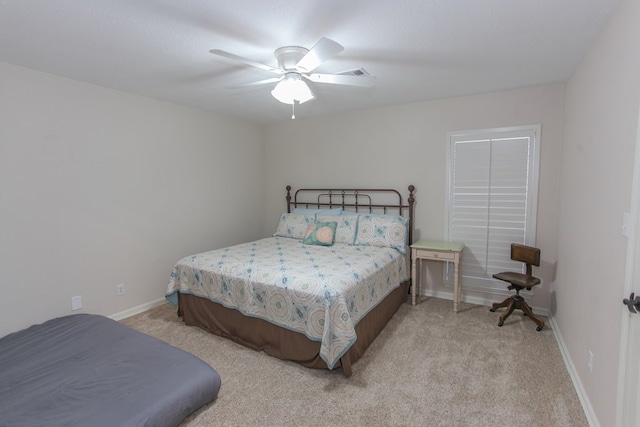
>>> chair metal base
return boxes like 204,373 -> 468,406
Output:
490,294 -> 545,331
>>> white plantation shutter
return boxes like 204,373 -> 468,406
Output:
446,126 -> 540,292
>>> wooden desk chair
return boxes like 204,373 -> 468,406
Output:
490,243 -> 544,331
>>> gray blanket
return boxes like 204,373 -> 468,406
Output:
0,313 -> 220,427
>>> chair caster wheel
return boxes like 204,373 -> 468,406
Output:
536,326 -> 543,332
489,308 -> 496,312
498,321 -> 503,327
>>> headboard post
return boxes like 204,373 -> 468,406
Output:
286,185 -> 292,213
408,185 -> 415,246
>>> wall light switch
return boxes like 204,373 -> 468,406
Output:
71,295 -> 83,311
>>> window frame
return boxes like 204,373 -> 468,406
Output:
444,124 -> 541,293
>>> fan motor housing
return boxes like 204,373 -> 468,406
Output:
274,46 -> 308,70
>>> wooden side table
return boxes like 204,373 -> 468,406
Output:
411,240 -> 465,312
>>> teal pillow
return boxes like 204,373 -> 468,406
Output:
303,221 -> 338,246
317,213 -> 358,245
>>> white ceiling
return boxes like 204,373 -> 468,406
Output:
0,0 -> 621,124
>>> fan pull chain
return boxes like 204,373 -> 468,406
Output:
291,102 -> 296,120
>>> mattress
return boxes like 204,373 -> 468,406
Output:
0,313 -> 221,427
166,236 -> 409,369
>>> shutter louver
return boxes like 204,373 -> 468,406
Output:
447,127 -> 540,292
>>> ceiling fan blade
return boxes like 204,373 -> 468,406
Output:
228,77 -> 283,89
305,73 -> 375,87
295,37 -> 344,73
209,49 -> 282,74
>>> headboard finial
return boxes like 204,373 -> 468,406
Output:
286,186 -> 292,213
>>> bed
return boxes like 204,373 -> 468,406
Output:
166,185 -> 415,377
0,313 -> 221,427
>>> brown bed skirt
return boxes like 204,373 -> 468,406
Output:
177,281 -> 409,378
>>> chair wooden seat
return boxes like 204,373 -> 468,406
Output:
492,272 -> 541,289
490,244 -> 544,331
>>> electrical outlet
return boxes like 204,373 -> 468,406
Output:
71,295 -> 83,311
588,350 -> 594,373
116,284 -> 125,296
622,212 -> 630,237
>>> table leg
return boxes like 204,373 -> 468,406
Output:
411,255 -> 417,306
453,258 -> 461,313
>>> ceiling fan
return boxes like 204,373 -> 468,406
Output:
209,37 -> 374,111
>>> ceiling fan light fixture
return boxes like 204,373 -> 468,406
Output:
271,73 -> 315,105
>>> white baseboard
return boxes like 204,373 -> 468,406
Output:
118,293 -> 596,426
548,315 -> 600,427
421,289 -> 550,317
422,290 -> 595,425
109,298 -> 169,321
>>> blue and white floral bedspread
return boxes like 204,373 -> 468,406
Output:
166,236 -> 409,369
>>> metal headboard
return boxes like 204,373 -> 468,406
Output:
286,185 -> 416,246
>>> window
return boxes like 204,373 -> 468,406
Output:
445,125 -> 540,292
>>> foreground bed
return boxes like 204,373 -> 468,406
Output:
0,314 -> 221,427
167,186 -> 415,377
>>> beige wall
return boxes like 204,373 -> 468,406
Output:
2,0 -> 638,423
263,84 -> 565,311
556,0 -> 640,424
0,62 -> 264,337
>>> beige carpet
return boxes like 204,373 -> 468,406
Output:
121,297 -> 588,427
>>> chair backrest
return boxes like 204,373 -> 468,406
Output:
511,244 -> 540,277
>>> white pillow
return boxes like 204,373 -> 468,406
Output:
273,213 -> 316,240
354,214 -> 409,254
